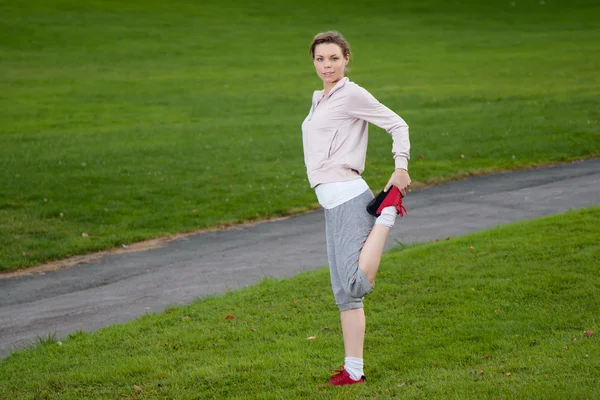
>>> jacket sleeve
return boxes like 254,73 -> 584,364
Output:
347,86 -> 410,170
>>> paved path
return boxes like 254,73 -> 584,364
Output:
1,159 -> 599,358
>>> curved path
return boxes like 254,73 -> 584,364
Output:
1,159 -> 599,358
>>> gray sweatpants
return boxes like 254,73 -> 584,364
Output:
325,189 -> 376,312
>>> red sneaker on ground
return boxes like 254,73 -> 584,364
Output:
366,185 -> 407,217
327,366 -> 366,386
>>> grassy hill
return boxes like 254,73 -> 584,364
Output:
1,0 -> 599,271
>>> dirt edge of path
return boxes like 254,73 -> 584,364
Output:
0,211 -> 316,279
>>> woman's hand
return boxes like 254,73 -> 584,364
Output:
384,168 -> 411,196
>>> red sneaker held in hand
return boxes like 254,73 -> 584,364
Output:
366,185 -> 407,217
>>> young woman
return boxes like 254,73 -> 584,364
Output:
302,31 -> 411,386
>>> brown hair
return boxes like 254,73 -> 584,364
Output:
309,31 -> 351,60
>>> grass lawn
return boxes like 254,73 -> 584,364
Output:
1,0 -> 600,271
0,206 -> 598,399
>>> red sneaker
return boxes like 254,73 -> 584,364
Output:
366,185 -> 407,217
327,366 -> 366,386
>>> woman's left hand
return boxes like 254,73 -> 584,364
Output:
384,168 -> 411,196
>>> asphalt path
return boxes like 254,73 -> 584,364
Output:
1,159 -> 599,358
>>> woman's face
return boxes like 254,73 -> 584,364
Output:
313,43 -> 348,86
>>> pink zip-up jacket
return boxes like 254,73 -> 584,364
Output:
301,77 -> 410,188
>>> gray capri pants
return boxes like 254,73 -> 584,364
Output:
325,189 -> 376,312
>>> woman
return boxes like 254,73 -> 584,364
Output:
302,31 -> 411,386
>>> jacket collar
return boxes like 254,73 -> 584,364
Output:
324,77 -> 348,98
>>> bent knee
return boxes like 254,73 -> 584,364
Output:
343,273 -> 373,298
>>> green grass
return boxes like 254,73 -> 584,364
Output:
1,0 -> 600,271
0,206 -> 599,399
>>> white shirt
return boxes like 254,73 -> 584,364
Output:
315,178 -> 370,209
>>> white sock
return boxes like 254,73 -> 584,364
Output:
344,357 -> 364,380
375,206 -> 398,228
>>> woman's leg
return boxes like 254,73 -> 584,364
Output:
326,191 -> 399,383
340,223 -> 392,361
357,224 -> 392,284
340,307 -> 365,358
324,192 -> 372,383
340,207 -> 396,367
